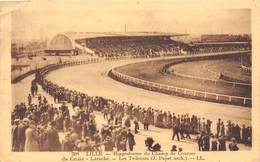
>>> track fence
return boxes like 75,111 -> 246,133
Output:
109,69 -> 251,106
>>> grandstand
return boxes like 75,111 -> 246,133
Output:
45,32 -> 188,57
186,42 -> 251,54
201,34 -> 251,42
76,36 -> 187,58
17,32 -> 250,59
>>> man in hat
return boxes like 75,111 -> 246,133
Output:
202,134 -> 210,151
134,118 -> 139,134
17,118 -> 29,151
104,136 -> 114,151
44,121 -> 61,151
218,135 -> 226,151
124,116 -> 131,128
93,130 -> 101,145
172,121 -> 180,141
216,118 -> 221,138
60,102 -> 69,117
143,113 -> 149,130
61,133 -> 73,151
211,134 -> 218,151
12,119 -> 20,151
78,137 -> 95,151
103,105 -> 109,120
28,94 -> 32,105
24,120 -> 40,151
229,137 -> 239,151
197,132 -> 204,151
127,129 -> 135,151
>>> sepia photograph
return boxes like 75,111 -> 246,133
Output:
0,0 -> 260,162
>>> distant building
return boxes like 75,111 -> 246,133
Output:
11,40 -> 47,58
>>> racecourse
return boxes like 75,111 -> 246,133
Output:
45,59 -> 251,127
12,58 -> 252,151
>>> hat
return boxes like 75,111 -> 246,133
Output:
29,120 -> 36,125
50,121 -> 56,126
14,119 -> 20,123
231,137 -> 236,142
85,137 -> 91,141
23,118 -> 30,122
106,136 -> 112,141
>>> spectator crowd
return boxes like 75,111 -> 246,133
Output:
80,36 -> 185,58
187,42 -> 250,54
78,36 -> 251,58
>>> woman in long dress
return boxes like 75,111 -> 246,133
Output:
24,121 -> 40,151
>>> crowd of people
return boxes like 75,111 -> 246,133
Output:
11,68 -> 252,152
83,36 -> 185,58
12,82 -> 138,151
10,34 -> 253,153
187,43 -> 251,54
81,36 -> 251,58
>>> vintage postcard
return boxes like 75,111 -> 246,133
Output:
0,0 -> 260,162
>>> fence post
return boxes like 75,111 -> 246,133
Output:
243,98 -> 246,105
229,96 -> 232,102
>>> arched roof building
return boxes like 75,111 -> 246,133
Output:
48,34 -> 74,51
46,33 -> 94,55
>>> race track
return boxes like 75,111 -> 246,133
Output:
46,59 -> 251,126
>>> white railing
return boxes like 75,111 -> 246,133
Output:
110,68 -> 251,106
172,71 -> 251,87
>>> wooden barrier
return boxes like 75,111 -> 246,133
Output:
109,67 -> 252,107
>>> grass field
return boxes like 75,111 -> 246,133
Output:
173,57 -> 251,83
115,57 -> 251,98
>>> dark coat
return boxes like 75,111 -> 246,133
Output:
127,132 -> 136,146
44,127 -> 61,151
12,125 -> 19,151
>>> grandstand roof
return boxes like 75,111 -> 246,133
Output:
65,32 -> 188,40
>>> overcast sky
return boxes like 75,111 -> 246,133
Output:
11,0 -> 251,41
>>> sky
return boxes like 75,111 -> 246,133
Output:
11,0 -> 251,41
